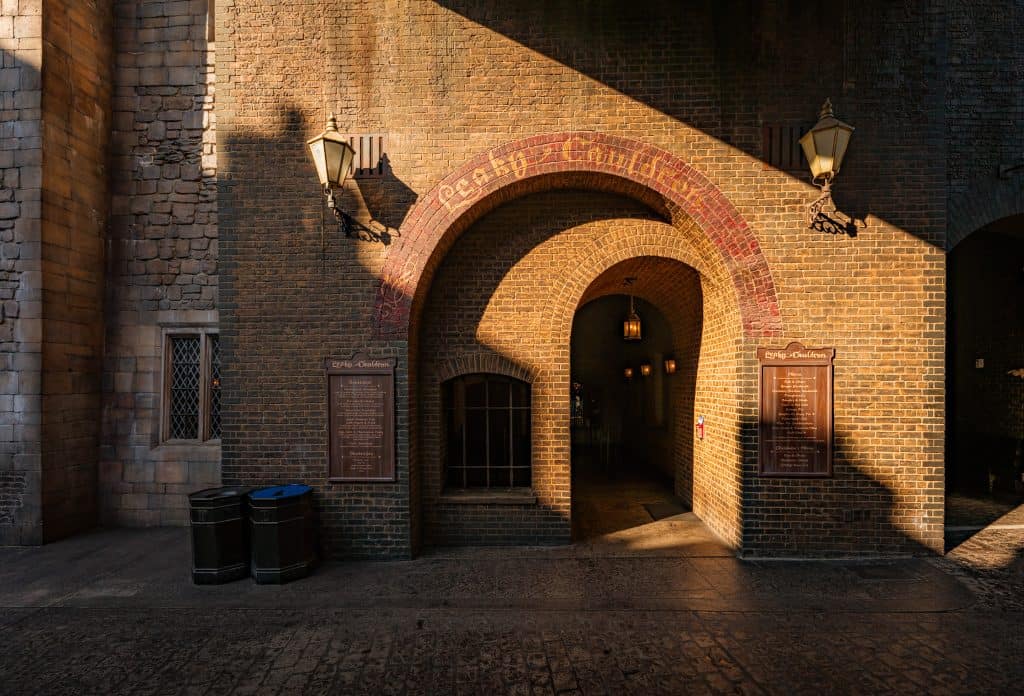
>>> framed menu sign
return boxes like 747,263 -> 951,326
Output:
757,342 -> 835,477
325,356 -> 396,482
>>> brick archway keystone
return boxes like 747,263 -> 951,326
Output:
374,132 -> 783,338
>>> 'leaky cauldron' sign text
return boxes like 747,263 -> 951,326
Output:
758,343 -> 835,477
326,357 -> 395,482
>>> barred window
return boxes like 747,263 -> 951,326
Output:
164,331 -> 221,442
444,374 -> 531,489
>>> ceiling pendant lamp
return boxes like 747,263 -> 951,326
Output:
623,294 -> 642,341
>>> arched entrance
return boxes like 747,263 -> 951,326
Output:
569,258 -> 702,540
391,133 -> 781,551
947,214 -> 1024,534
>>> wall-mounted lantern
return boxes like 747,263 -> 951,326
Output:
664,358 -> 676,375
623,295 -> 642,341
640,363 -> 652,377
799,99 -> 854,229
307,113 -> 357,235
623,367 -> 634,379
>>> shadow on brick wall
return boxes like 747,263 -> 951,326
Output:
738,415 -> 941,558
220,107 -> 424,559
434,0 -> 949,247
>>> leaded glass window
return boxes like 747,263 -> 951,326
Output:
169,336 -> 201,439
209,334 -> 221,439
164,331 -> 221,442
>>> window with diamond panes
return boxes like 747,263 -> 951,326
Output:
209,334 -> 221,439
164,332 -> 220,442
444,374 -> 531,489
169,336 -> 201,439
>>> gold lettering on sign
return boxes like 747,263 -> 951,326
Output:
758,343 -> 835,477
334,376 -> 387,476
326,358 -> 396,481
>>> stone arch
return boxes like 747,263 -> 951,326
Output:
947,182 -> 1024,251
374,132 -> 782,340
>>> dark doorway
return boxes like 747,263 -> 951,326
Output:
946,215 -> 1024,539
570,295 -> 684,539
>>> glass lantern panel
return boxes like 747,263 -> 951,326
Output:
308,139 -> 328,185
832,127 -> 853,171
324,139 -> 345,185
813,128 -> 837,174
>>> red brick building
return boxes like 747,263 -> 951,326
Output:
1,1 -> 1022,559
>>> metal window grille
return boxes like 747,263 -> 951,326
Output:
341,134 -> 388,178
762,124 -> 810,172
444,374 -> 531,489
169,336 -> 201,439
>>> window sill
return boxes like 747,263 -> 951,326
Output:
439,489 -> 537,505
158,438 -> 221,448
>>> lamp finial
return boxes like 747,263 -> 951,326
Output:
819,98 -> 834,120
326,112 -> 338,132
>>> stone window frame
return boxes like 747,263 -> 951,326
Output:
158,322 -> 220,446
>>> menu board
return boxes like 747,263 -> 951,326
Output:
326,357 -> 395,481
757,343 -> 834,477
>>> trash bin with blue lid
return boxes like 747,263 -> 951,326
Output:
188,486 -> 254,584
248,484 -> 316,584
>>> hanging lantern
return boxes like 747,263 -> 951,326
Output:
623,367 -> 634,379
623,295 -> 642,341
664,358 -> 677,375
307,113 -> 356,191
640,363 -> 652,377
798,99 -> 854,188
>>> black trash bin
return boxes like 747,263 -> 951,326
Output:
188,486 -> 254,584
248,484 -> 316,584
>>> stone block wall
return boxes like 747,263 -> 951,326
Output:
100,0 -> 218,526
38,0 -> 113,542
0,0 -> 41,544
2,0 -> 112,544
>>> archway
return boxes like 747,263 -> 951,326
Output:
569,257 -> 703,540
946,214 -> 1024,538
400,133 -> 780,551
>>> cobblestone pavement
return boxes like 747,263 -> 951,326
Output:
2,607 -> 1021,695
1,514 -> 1022,695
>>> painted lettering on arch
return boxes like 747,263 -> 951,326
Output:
437,134 -> 713,217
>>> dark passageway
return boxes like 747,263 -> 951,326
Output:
570,294 -> 689,540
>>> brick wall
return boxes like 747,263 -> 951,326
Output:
215,0 -> 952,558
946,0 -> 1024,247
418,193 -> 739,546
0,0 -> 42,544
100,0 -> 218,527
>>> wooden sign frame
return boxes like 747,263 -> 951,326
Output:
325,356 -> 396,482
757,342 -> 835,478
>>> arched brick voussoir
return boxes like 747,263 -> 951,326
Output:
374,131 -> 783,340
